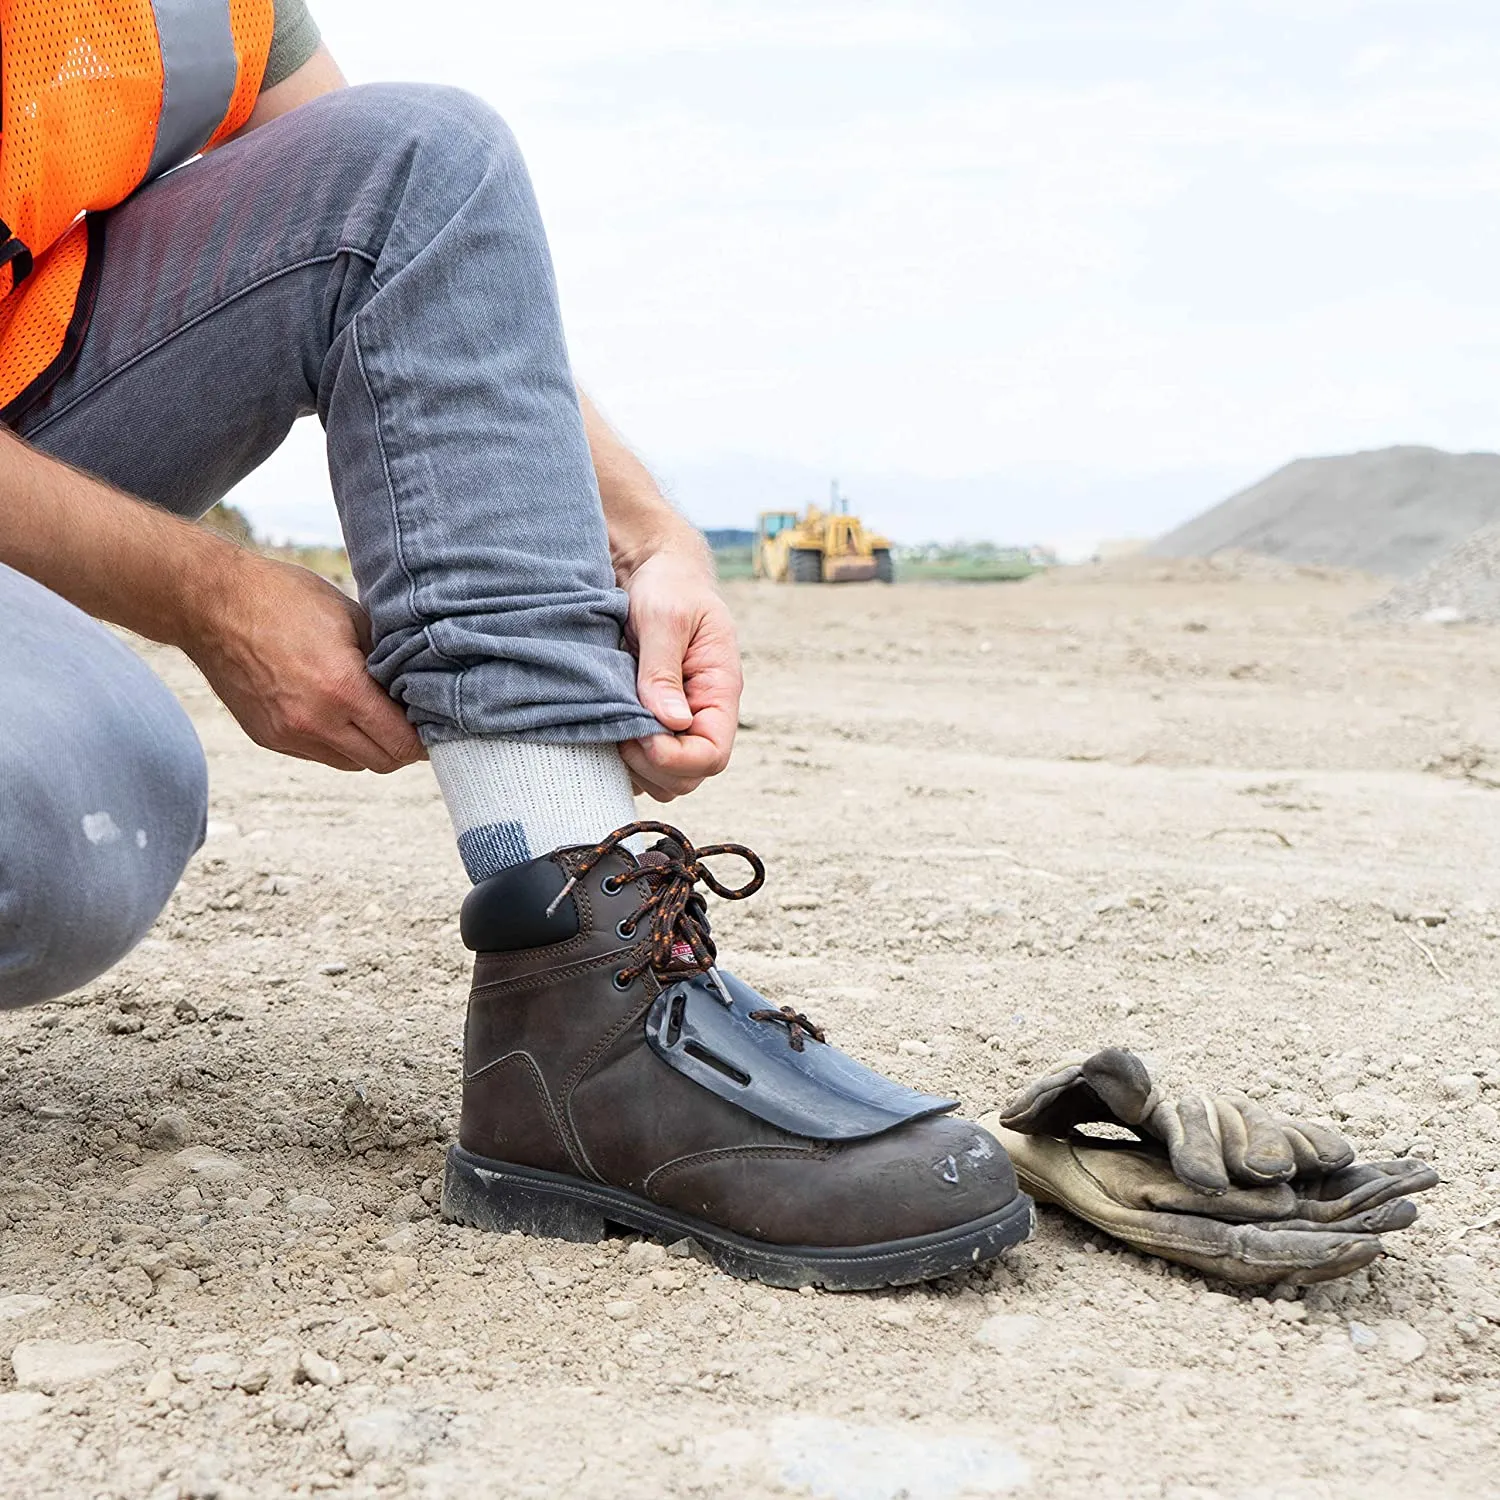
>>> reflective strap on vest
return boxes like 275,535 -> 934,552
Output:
145,0 -> 241,183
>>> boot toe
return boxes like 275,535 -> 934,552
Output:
649,1111 -> 1020,1249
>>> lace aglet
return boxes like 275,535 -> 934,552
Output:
544,875 -> 579,920
709,966 -> 733,1006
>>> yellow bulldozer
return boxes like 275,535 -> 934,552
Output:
753,483 -> 894,584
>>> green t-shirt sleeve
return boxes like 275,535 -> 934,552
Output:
262,0 -> 322,91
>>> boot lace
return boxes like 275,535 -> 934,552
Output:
545,821 -> 828,1050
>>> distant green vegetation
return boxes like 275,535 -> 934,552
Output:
708,536 -> 1041,584
894,544 -> 1039,583
713,545 -> 757,581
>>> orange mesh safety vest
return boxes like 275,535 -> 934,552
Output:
0,0 -> 274,421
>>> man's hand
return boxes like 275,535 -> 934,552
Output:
183,551 -> 426,774
620,548 -> 742,802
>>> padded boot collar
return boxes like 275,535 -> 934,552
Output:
645,969 -> 958,1142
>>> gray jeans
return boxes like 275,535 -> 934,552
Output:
1,84 -> 659,1008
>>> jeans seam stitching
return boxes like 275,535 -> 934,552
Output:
350,313 -> 422,652
23,246 -> 381,438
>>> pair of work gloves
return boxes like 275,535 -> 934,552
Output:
980,1048 -> 1438,1285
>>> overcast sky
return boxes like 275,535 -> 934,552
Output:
229,0 -> 1500,551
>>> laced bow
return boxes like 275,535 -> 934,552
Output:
544,821 -> 828,1049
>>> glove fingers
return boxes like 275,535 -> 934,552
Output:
1160,1094 -> 1230,1195
996,1063 -> 1086,1133
1298,1160 -> 1439,1221
1078,1206 -> 1386,1286
1077,1048 -> 1159,1127
1139,1176 -> 1297,1221
1280,1122 -> 1340,1177
1274,1115 -> 1356,1173
1231,1096 -> 1297,1184
999,1048 -> 1160,1137
1272,1198 -> 1420,1235
1228,1226 -> 1387,1286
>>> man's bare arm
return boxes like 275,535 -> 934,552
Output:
236,43 -> 347,134
0,431 -> 421,773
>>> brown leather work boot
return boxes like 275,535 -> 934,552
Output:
440,821 -> 1033,1289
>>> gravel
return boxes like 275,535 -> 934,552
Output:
1152,446 -> 1500,576
1363,523 -> 1500,623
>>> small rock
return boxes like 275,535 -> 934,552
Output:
1438,1074 -> 1482,1105
272,1401 -> 312,1432
318,961 -> 349,977
1348,1322 -> 1378,1353
145,1109 -> 195,1151
650,1268 -> 688,1292
624,1241 -> 665,1267
175,1146 -> 247,1184
973,1314 -> 1041,1352
286,1194 -> 335,1218
897,1039 -> 931,1056
0,1392 -> 52,1421
365,1258 -> 418,1297
0,1294 -> 53,1322
173,1184 -> 205,1211
665,1238 -> 699,1260
343,1407 -> 427,1464
604,1301 -> 638,1321
876,1304 -> 916,1328
113,1265 -> 154,1303
235,1365 -> 271,1395
1376,1321 -> 1428,1364
12,1338 -> 147,1390
144,1368 -> 177,1401
1272,1301 -> 1308,1323
187,1353 -> 240,1384
296,1350 -> 342,1388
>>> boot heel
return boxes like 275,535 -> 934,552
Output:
441,1146 -> 607,1244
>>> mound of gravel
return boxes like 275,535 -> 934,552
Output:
1151,446 -> 1500,577
1364,522 -> 1500,623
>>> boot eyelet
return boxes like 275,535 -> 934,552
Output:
601,875 -> 624,896
616,919 -> 638,941
612,969 -> 634,991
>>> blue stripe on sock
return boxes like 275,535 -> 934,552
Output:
457,821 -> 533,882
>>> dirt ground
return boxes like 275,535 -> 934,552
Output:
3,566 -> 1499,1500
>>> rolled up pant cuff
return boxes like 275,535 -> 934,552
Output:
420,713 -> 666,747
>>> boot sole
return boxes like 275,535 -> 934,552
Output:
440,1145 -> 1035,1292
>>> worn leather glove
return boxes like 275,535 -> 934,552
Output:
980,1048 -> 1438,1285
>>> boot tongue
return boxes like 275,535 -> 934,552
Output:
632,838 -> 700,968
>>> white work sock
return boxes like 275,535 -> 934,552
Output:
429,738 -> 639,882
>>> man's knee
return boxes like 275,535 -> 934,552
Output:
318,81 -> 524,191
0,692 -> 207,1010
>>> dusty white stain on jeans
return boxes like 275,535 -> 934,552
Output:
81,812 -> 123,845
135,829 -> 149,849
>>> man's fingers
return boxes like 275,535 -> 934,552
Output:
630,730 -> 722,782
620,738 -> 691,802
279,737 -> 366,774
634,612 -> 694,731
348,681 -> 425,768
